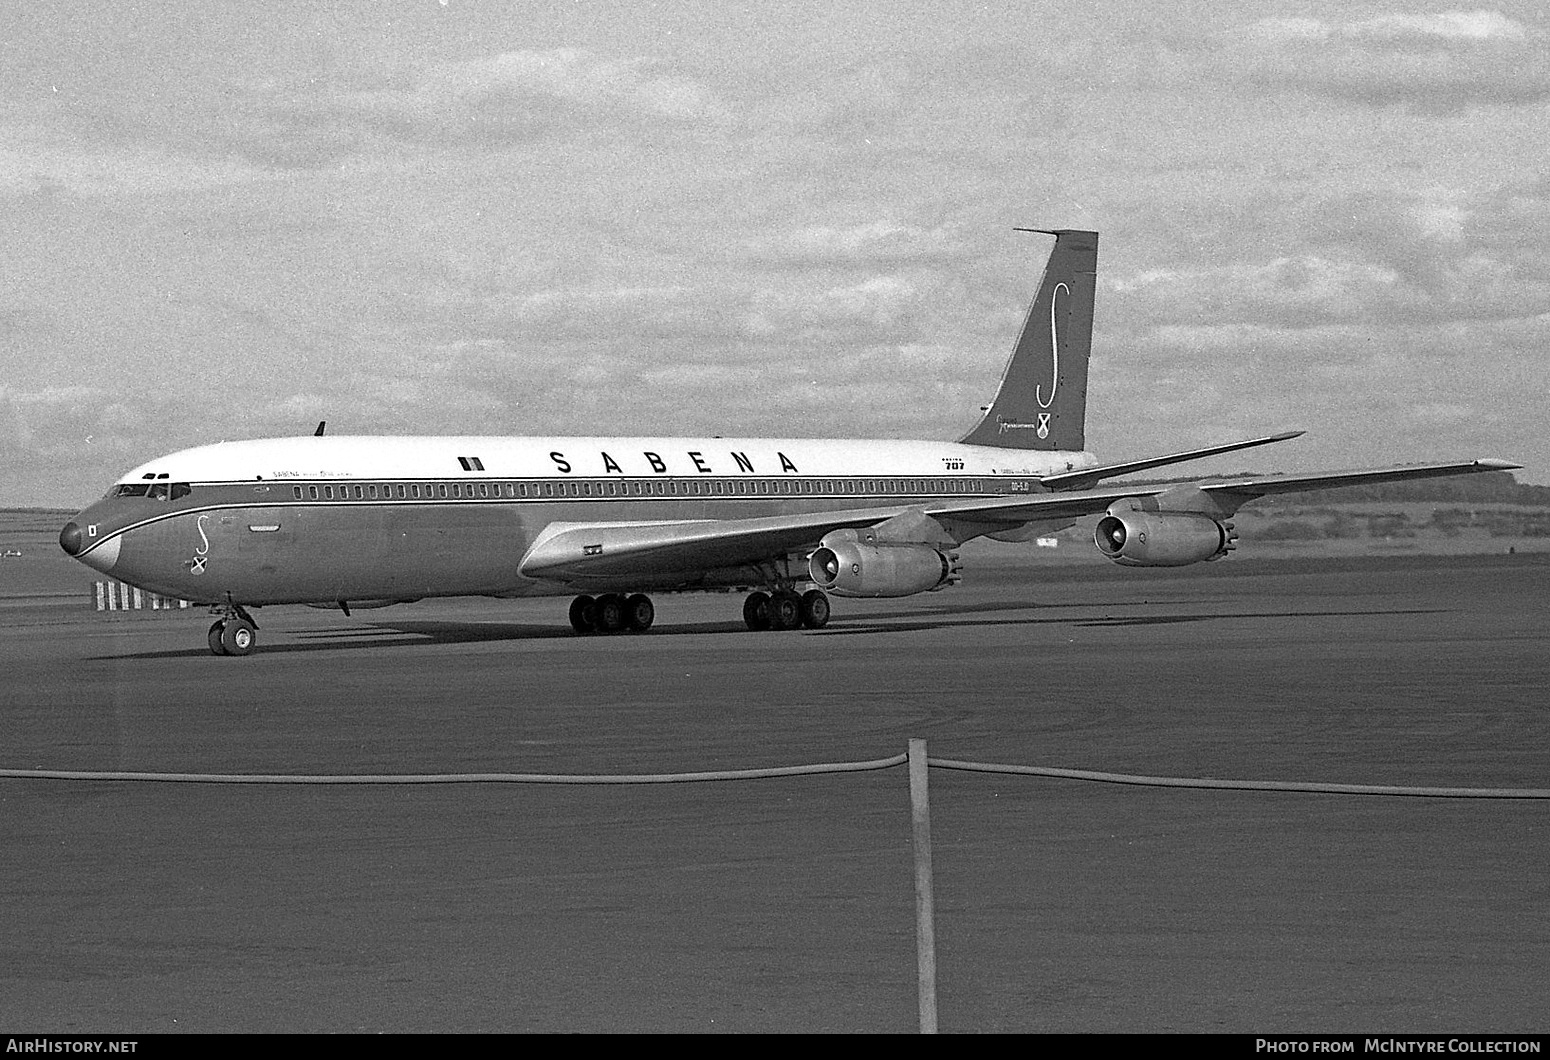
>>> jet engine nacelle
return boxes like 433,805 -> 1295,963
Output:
1094,508 -> 1236,567
809,530 -> 958,598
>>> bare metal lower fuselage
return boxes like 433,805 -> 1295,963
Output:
64,472 -> 1064,609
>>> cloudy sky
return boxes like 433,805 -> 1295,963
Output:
2,1 -> 1546,507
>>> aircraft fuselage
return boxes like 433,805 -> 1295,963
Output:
60,434 -> 1096,608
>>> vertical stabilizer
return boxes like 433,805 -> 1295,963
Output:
959,229 -> 1097,451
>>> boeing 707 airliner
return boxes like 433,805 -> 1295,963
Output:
59,229 -> 1517,655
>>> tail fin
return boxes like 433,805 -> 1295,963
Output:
959,229 -> 1098,451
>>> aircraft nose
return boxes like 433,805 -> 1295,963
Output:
59,521 -> 83,556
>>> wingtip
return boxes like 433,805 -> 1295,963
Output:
1476,458 -> 1522,471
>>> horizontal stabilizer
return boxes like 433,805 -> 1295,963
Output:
1040,431 -> 1305,490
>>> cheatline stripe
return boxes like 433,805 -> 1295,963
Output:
927,758 -> 1550,799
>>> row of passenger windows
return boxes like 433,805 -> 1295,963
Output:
289,478 -> 1007,502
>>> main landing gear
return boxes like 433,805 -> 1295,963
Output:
569,593 -> 656,635
566,588 -> 832,634
207,603 -> 260,656
742,589 -> 830,632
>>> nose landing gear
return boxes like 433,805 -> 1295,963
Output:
207,603 -> 260,656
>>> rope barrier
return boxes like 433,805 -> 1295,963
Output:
927,757 -> 1550,799
0,753 -> 909,785
1,752 -> 1546,798
6,742 -> 1544,1036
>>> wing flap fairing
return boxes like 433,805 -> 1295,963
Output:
518,506 -> 917,582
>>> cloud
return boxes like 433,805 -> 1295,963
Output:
0,46 -> 737,189
229,48 -> 735,168
420,49 -> 730,123
1344,10 -> 1527,43
0,383 -> 164,482
1193,9 -> 1550,111
741,219 -> 969,269
1106,182 -> 1550,334
0,126 -> 270,197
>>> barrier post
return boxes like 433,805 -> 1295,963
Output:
908,738 -> 938,1033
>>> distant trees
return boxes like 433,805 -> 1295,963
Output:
1253,519 -> 1323,541
1243,501 -> 1550,542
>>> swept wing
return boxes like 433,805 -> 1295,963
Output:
518,458 -> 1518,586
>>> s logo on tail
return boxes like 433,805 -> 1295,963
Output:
1036,281 -> 1067,412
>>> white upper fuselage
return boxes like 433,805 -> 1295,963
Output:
115,435 -> 1100,485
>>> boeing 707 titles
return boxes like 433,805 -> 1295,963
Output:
59,229 -> 1518,654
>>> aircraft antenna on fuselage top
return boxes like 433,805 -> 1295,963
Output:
958,228 -> 1097,453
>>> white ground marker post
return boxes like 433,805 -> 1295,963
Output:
908,738 -> 939,1033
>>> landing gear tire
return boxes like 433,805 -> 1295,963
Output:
800,590 -> 831,629
595,593 -> 628,634
208,620 -> 229,656
769,591 -> 802,631
220,619 -> 257,656
743,591 -> 771,631
625,593 -> 655,632
569,595 -> 597,634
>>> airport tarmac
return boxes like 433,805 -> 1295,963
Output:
1,552 -> 1547,1033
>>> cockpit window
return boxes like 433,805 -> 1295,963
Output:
111,482 -> 191,500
